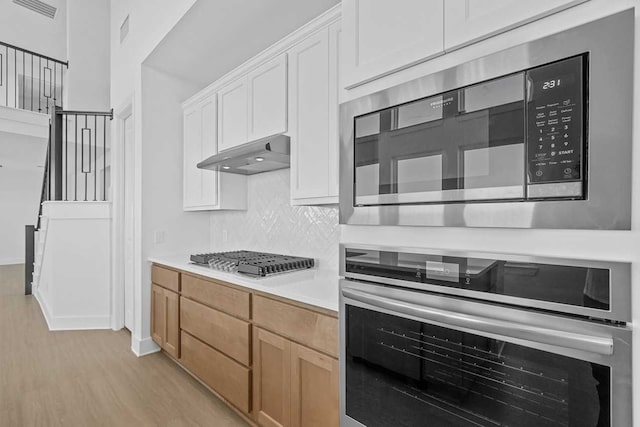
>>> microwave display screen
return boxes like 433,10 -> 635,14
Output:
353,55 -> 587,206
527,56 -> 585,186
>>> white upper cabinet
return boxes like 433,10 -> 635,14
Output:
183,92 -> 247,211
289,22 -> 340,205
183,94 -> 217,210
444,0 -> 589,50
199,97 -> 218,205
183,104 -> 204,209
341,0 -> 444,89
217,76 -> 248,152
247,54 -> 288,140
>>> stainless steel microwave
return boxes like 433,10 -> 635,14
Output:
339,9 -> 634,229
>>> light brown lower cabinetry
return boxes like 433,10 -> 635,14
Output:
151,284 -> 164,345
253,328 -> 291,427
180,331 -> 252,414
180,296 -> 251,366
290,342 -> 339,427
150,265 -> 339,426
253,327 -> 339,427
151,283 -> 180,359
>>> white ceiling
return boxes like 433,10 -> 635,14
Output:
143,0 -> 340,90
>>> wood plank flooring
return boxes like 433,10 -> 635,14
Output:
0,264 -> 249,427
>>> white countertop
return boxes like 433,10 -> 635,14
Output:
148,255 -> 339,313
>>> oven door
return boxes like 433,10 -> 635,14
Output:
340,280 -> 632,427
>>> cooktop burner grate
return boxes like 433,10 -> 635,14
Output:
190,250 -> 315,277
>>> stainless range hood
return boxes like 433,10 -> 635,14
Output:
197,134 -> 290,175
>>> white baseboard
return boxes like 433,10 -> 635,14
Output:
33,289 -> 111,331
33,288 -> 53,330
131,336 -> 160,357
0,257 -> 24,266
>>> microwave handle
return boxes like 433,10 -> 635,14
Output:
342,287 -> 614,356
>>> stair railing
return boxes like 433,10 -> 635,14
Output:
26,108 -> 113,295
0,41 -> 68,113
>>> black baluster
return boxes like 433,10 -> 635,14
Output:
84,115 -> 88,201
60,63 -> 65,109
53,62 -> 56,107
30,55 -> 33,111
74,114 -> 77,201
64,113 -> 67,200
94,115 -> 97,201
38,57 -> 41,112
103,116 -> 107,200
14,49 -> 16,108
22,51 -> 24,109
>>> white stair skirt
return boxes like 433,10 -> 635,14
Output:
33,201 -> 112,330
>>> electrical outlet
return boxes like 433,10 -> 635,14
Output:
154,230 -> 166,244
222,229 -> 228,243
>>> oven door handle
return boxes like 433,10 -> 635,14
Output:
342,288 -> 614,356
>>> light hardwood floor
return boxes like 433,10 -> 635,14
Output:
0,264 -> 249,427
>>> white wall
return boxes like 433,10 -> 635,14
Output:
35,202 -> 111,330
338,0 -> 640,422
109,0 -> 198,353
209,169 -> 339,272
65,0 -> 110,110
0,0 -> 67,61
137,65 -> 210,352
0,165 -> 43,265
110,0 -> 196,110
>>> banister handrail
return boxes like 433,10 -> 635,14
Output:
0,40 -> 68,67
56,108 -> 113,118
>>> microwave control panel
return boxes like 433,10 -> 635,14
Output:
526,55 -> 585,186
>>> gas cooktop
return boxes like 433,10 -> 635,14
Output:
190,250 -> 315,277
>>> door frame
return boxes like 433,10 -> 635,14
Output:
111,95 -> 135,330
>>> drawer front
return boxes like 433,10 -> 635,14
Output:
181,274 -> 250,320
181,331 -> 251,414
151,264 -> 180,292
181,297 -> 251,366
253,296 -> 338,358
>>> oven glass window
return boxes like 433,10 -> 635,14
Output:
353,73 -> 526,206
345,250 -> 610,311
346,306 -> 610,427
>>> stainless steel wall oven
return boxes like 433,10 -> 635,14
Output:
339,9 -> 634,229
340,245 -> 632,427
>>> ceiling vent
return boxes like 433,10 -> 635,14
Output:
13,0 -> 57,19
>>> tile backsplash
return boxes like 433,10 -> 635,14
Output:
209,169 -> 340,271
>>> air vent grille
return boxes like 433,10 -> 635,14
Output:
13,0 -> 57,19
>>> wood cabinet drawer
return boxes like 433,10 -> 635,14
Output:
181,273 -> 250,320
180,297 -> 251,366
253,296 -> 338,358
181,331 -> 251,414
151,264 -> 180,292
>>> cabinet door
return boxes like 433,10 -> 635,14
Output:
151,284 -> 165,347
247,54 -> 288,140
341,0 -> 444,89
183,94 -> 219,210
290,343 -> 339,427
253,328 -> 291,427
183,105 -> 202,209
444,0 -> 588,50
164,289 -> 180,359
199,95 -> 218,207
289,24 -> 339,205
218,77 -> 248,151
